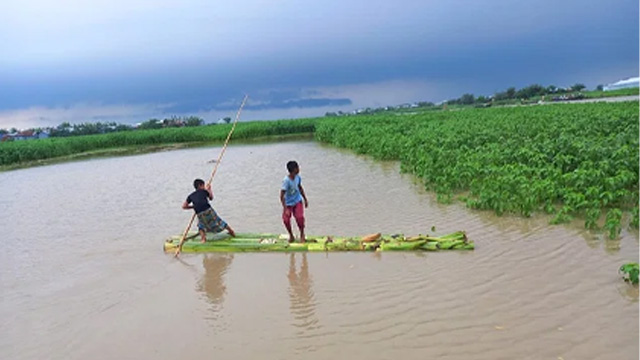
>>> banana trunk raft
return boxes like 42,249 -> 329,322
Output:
164,231 -> 474,253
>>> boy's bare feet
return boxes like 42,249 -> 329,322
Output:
226,226 -> 236,237
288,235 -> 295,243
300,235 -> 306,243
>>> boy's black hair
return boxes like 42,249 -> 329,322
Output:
193,178 -> 205,189
286,161 -> 299,173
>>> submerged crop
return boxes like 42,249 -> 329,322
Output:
316,102 -> 639,237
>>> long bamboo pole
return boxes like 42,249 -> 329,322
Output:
175,95 -> 248,257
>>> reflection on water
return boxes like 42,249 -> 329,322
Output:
199,254 -> 234,308
288,253 -> 320,336
616,282 -> 640,302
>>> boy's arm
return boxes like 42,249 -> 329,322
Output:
299,184 -> 309,208
182,200 -> 193,210
206,184 -> 213,200
280,190 -> 286,209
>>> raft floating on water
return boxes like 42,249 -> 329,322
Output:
163,231 -> 474,253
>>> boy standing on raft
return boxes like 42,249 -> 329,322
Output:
183,179 -> 235,243
280,161 -> 309,243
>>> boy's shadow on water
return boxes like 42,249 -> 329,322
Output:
194,252 -> 321,337
198,254 -> 234,308
288,253 -> 321,335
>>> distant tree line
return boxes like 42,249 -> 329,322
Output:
133,116 -> 206,131
324,82 -> 598,118
1,115 -> 215,140
50,121 -> 133,137
446,83 -> 588,106
325,101 -> 438,117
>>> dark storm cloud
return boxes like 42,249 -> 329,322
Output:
0,0 -> 637,127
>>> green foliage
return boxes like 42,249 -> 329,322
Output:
604,208 -> 622,239
516,84 -> 546,99
183,116 -> 204,127
550,207 -> 573,225
619,262 -> 639,284
0,119 -> 317,166
138,119 -> 163,130
584,206 -> 601,230
417,101 -> 435,107
52,122 -> 72,137
448,84 -> 636,108
459,93 -> 475,105
571,83 -> 586,92
50,121 -> 134,137
315,102 -> 639,229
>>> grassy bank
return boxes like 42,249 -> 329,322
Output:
315,101 -> 639,235
0,118 -> 317,168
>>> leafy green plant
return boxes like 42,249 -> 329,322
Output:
631,205 -> 639,229
550,207 -> 573,225
604,208 -> 623,239
619,263 -> 639,284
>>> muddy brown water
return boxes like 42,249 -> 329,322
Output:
0,141 -> 637,360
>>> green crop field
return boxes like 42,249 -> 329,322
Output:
315,102 -> 639,236
0,118 -> 317,167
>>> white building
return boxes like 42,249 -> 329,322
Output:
603,77 -> 640,91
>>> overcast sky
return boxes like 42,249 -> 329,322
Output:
0,0 -> 638,128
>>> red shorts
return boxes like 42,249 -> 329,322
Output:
283,201 -> 305,229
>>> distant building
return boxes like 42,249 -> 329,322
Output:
2,130 -> 50,141
13,130 -> 35,141
603,77 -> 640,91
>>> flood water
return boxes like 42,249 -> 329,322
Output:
0,141 -> 638,360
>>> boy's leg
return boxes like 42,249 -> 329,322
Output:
225,224 -> 236,237
282,206 -> 295,242
199,229 -> 207,243
293,201 -> 306,243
